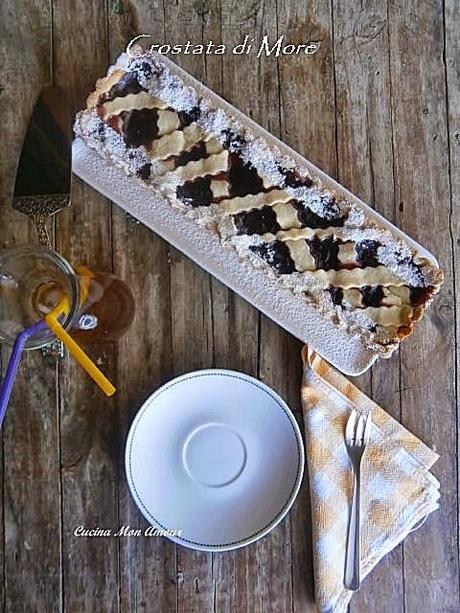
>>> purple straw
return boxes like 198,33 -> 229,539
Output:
0,320 -> 47,427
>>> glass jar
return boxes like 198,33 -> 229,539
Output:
0,246 -> 134,350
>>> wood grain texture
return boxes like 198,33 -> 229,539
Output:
387,1 -> 459,611
331,2 -> 405,610
218,2 -> 300,611
276,5 -> 336,609
445,3 -> 460,608
0,0 -> 458,612
0,2 -> 61,611
163,3 -> 217,611
107,4 -> 177,611
53,1 -> 120,610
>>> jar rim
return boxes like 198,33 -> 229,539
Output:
0,245 -> 81,350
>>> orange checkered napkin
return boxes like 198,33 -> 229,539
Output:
301,347 -> 440,613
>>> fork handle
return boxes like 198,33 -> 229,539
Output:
344,469 -> 361,590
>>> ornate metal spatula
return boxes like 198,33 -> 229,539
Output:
12,87 -> 72,358
13,87 -> 71,246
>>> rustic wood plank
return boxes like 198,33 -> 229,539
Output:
0,231 -> 62,613
331,2 -> 405,610
199,4 -> 266,610
107,3 -> 177,611
387,0 -> 459,610
57,192 -> 120,612
52,1 -> 120,610
248,4 -> 298,611
111,210 -> 177,613
445,0 -> 460,594
162,2 -> 218,611
276,2 -> 339,610
212,2 -> 297,610
0,1 -> 63,611
277,2 -> 337,177
256,322 -> 299,613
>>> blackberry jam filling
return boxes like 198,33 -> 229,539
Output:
101,72 -> 146,103
221,129 -> 245,151
360,285 -> 384,307
96,122 -> 106,141
233,206 -> 281,236
136,163 -> 152,180
293,201 -> 346,229
280,167 -> 314,189
228,153 -> 265,197
175,142 -> 207,167
122,108 -> 159,148
249,241 -> 296,274
178,106 -> 201,128
409,285 -> 434,307
308,237 -> 341,270
176,176 -> 213,207
319,196 -> 342,219
328,286 -> 344,306
355,240 -> 380,268
129,59 -> 157,80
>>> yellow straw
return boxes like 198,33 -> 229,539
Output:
45,293 -> 116,397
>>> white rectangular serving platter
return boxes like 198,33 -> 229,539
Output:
72,52 -> 439,376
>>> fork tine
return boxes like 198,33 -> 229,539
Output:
345,409 -> 357,443
363,411 -> 373,444
355,414 -> 366,445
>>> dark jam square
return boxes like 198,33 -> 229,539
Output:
249,241 -> 296,274
176,177 -> 213,207
233,206 -> 281,236
308,237 -> 341,271
355,240 -> 380,268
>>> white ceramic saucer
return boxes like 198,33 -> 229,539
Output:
125,369 -> 304,551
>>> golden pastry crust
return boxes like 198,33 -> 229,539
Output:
86,69 -> 126,109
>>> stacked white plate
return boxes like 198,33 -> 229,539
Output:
125,369 -> 304,551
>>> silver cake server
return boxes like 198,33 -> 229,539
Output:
13,87 -> 71,358
13,87 -> 71,246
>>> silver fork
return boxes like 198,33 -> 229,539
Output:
344,409 -> 372,591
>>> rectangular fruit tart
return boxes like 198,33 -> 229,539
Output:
73,47 -> 443,374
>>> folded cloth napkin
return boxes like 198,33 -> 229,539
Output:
301,346 -> 440,613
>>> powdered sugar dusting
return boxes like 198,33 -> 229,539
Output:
344,206 -> 366,228
129,55 -> 199,111
377,244 -> 424,287
239,137 -> 286,185
199,103 -> 242,145
288,185 -> 348,219
112,52 -> 132,72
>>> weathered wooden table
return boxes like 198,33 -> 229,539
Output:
0,1 -> 458,611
